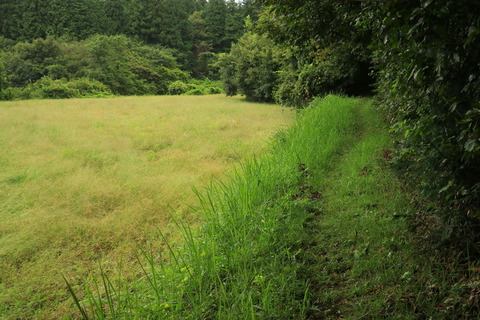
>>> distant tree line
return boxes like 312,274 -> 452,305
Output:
221,0 -> 480,242
0,0 -> 260,99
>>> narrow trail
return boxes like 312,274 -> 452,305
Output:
303,101 -> 420,319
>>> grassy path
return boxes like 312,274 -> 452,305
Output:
304,100 -> 478,319
303,100 -> 421,318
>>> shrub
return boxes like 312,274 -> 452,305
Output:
183,87 -> 205,95
34,77 -> 80,99
219,30 -> 282,102
10,77 -> 112,100
168,81 -> 192,95
365,0 -> 480,214
218,52 -> 238,96
86,35 -> 188,96
67,78 -> 112,97
46,64 -> 68,80
0,35 -> 189,99
169,79 -> 224,96
206,86 -> 223,94
0,56 -> 8,92
0,87 -> 18,101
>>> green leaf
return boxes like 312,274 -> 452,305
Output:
464,139 -> 478,152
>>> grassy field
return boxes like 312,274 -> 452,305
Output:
0,95 -> 292,319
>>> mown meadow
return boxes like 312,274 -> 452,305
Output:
0,95 -> 292,319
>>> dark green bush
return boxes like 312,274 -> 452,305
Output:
218,52 -> 238,96
219,30 -> 282,102
363,0 -> 480,214
275,44 -> 372,107
2,37 -> 63,87
0,87 -> 18,101
183,87 -> 205,95
9,77 -> 112,100
219,17 -> 371,105
0,56 -> 8,92
46,64 -> 68,79
0,35 -> 189,99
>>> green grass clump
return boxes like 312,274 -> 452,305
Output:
167,79 -> 224,96
73,95 -> 360,318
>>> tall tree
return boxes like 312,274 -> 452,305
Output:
102,0 -> 131,35
204,0 -> 227,52
128,0 -> 195,67
224,0 -> 244,46
0,0 -> 106,40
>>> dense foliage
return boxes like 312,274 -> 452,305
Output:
219,23 -> 282,102
219,6 -> 373,106
0,0 -> 260,99
0,35 -> 188,99
249,0 -> 480,228
366,1 -> 480,218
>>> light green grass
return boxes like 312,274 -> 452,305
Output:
0,95 -> 292,319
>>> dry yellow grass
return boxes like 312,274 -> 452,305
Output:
0,95 -> 292,319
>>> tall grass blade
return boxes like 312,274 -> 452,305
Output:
63,275 -> 89,320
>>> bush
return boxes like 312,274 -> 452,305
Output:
86,35 -> 188,96
0,56 -> 8,92
218,53 -> 238,96
364,0 -> 480,214
67,78 -> 113,97
206,86 -> 223,94
220,31 -> 282,102
9,77 -> 112,100
33,77 -> 80,99
0,35 -> 189,99
183,88 -> 205,95
275,44 -> 373,107
46,64 -> 68,79
168,79 -> 224,96
167,81 -> 194,95
0,87 -> 19,101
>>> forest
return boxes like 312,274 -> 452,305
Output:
0,0 -> 259,99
